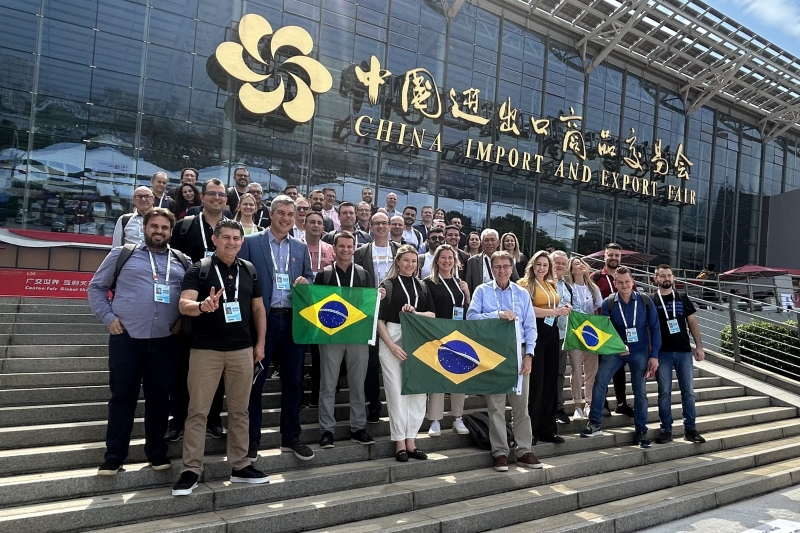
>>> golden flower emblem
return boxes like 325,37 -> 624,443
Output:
215,14 -> 332,123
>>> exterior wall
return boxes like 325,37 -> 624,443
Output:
0,0 -> 797,272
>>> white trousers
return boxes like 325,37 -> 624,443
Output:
379,322 -> 427,441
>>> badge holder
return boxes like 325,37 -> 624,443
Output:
154,284 -> 170,304
544,316 -> 555,327
276,273 -> 291,290
452,307 -> 464,320
626,328 -> 638,343
667,319 -> 681,334
223,301 -> 242,323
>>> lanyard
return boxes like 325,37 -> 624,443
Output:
270,238 -> 291,275
399,276 -> 418,307
308,244 -> 321,271
214,264 -> 240,302
617,296 -> 637,329
148,249 -> 171,284
606,275 -> 617,294
156,194 -> 166,208
657,290 -> 676,320
439,275 -> 463,307
483,254 -> 494,280
335,263 -> 355,287
200,212 -> 210,252
492,280 -> 516,312
535,279 -> 555,308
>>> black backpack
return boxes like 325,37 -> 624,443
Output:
603,292 -> 652,322
321,264 -> 367,286
462,411 -> 516,451
110,244 -> 191,294
120,213 -> 135,232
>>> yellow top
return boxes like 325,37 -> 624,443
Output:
518,278 -> 560,309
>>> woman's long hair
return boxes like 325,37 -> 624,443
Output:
428,244 -> 461,283
520,250 -> 557,300
567,257 -> 600,297
234,193 -> 257,223
464,231 -> 482,255
384,244 -> 419,281
172,183 -> 200,216
500,232 -> 521,262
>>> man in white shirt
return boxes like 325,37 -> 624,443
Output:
418,227 -> 445,279
321,187 -> 340,231
401,206 -> 423,250
112,186 -> 155,247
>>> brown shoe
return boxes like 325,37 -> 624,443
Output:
494,455 -> 509,472
516,452 -> 543,469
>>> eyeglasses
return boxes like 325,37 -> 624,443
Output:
429,236 -> 445,242
249,191 -> 262,195
491,264 -> 513,271
372,221 -> 388,226
134,194 -> 154,200
297,206 -> 310,211
203,192 -> 227,198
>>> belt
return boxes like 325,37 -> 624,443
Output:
270,307 -> 292,314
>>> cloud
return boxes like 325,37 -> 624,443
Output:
730,0 -> 800,38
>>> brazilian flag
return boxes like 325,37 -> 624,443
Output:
562,312 -> 627,354
292,285 -> 379,344
400,313 -> 521,395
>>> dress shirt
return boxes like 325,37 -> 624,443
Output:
555,278 -> 575,340
419,252 -> 434,279
88,243 -> 186,339
112,212 -> 144,248
322,208 -> 340,231
268,228 -> 292,308
602,292 -> 662,358
467,280 -> 537,351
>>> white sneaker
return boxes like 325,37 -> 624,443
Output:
573,407 -> 584,420
453,417 -> 469,435
428,420 -> 441,437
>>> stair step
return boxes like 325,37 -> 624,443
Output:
10,323 -> 107,335
1,357 -> 108,373
3,345 -> 108,358
0,313 -> 100,324
8,334 -> 109,346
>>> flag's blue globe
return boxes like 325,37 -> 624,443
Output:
318,301 -> 348,329
438,340 -> 480,374
581,325 -> 601,348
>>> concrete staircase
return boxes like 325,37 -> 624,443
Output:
0,297 -> 799,533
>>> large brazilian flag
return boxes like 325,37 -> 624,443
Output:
562,312 -> 627,354
400,313 -> 522,395
292,285 -> 379,344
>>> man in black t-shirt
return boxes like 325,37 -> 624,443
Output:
172,220 -> 268,496
314,231 -> 375,449
651,264 -> 707,445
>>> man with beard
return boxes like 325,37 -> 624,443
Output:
465,229 -> 518,293
444,224 -> 469,279
323,202 -> 372,247
226,166 -> 251,213
401,206 -> 423,250
591,242 -> 635,418
309,190 -> 334,232
321,187 -> 340,231
414,205 -> 434,242
652,264 -> 706,445
361,187 -> 373,206
88,208 -> 188,475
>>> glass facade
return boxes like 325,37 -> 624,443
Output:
0,0 -> 795,272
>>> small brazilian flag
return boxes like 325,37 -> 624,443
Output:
562,312 -> 627,354
292,285 -> 379,345
400,313 -> 521,395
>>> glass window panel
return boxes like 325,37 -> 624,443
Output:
355,21 -> 386,42
154,0 -> 198,17
198,0 -> 237,25
322,10 -> 355,32
324,0 -> 356,18
2,0 -> 40,14
90,68 -> 140,110
97,0 -> 146,39
149,9 -> 196,53
41,18 -> 95,65
194,21 -> 228,58
143,79 -> 190,120
357,5 -> 386,27
33,97 -> 89,139
93,32 -> 144,76
43,0 -> 97,28
188,89 -> 226,127
389,31 -> 416,52
37,56 -> 92,101
0,7 -> 39,53
145,44 -> 193,85
353,34 -> 384,63
0,49 -> 36,92
191,53 -> 219,93
537,182 -> 577,252
285,0 -> 320,20
0,87 -> 33,124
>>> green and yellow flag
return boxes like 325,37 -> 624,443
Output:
400,313 -> 521,395
292,285 -> 379,344
562,312 -> 627,354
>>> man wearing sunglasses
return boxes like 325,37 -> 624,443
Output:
418,227 -> 445,278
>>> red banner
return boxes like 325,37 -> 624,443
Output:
0,269 -> 93,299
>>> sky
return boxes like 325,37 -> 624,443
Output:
703,0 -> 800,58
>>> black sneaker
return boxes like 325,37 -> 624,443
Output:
149,456 -> 171,471
602,400 -> 612,417
555,409 -> 570,424
231,465 -> 269,484
320,431 -> 334,449
616,403 -> 635,417
634,432 -> 651,448
684,430 -> 706,443
655,431 -> 673,444
538,434 -> 565,444
207,420 -> 225,439
367,410 -> 380,424
247,443 -> 258,459
281,441 -> 315,461
580,422 -> 603,438
172,471 -> 199,496
350,429 -> 375,445
164,419 -> 183,442
97,460 -> 122,476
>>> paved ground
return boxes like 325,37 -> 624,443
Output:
641,485 -> 800,532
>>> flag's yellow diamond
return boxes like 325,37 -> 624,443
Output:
299,292 -> 367,336
412,330 -> 506,385
572,320 -> 613,352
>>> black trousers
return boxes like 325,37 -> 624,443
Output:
365,343 -> 382,414
528,318 -> 560,440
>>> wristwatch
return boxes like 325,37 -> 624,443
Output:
198,301 -> 204,313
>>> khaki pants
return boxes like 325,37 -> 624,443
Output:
568,349 -> 598,408
427,393 -> 466,421
485,373 -> 532,458
181,347 -> 253,475
379,323 -> 426,441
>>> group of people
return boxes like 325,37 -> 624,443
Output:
88,169 -> 707,497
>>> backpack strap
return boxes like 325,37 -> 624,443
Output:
381,278 -> 393,303
120,213 -> 134,231
356,264 -> 367,286
169,248 -> 191,271
640,293 -> 651,322
604,293 -> 616,316
322,266 -> 334,285
179,215 -> 196,236
110,243 -> 137,293
591,270 -> 603,284
240,259 -> 258,282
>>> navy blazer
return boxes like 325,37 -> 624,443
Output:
239,229 -> 313,315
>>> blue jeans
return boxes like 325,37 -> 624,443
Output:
589,351 -> 650,434
106,332 -> 179,463
249,310 -> 307,446
656,351 -> 696,433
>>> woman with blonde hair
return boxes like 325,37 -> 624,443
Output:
377,245 -> 436,461
233,193 -> 263,236
501,232 -> 528,278
422,244 -> 471,438
566,256 -> 603,419
518,251 -> 571,445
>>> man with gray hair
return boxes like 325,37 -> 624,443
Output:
151,172 -> 172,210
465,228 -> 519,293
239,194 -> 315,461
550,250 -> 576,425
246,182 -> 270,227
112,186 -> 155,247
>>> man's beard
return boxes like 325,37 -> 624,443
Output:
658,280 -> 673,289
606,258 -> 619,269
144,233 -> 167,250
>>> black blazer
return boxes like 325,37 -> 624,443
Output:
353,241 -> 401,286
465,252 -> 519,293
